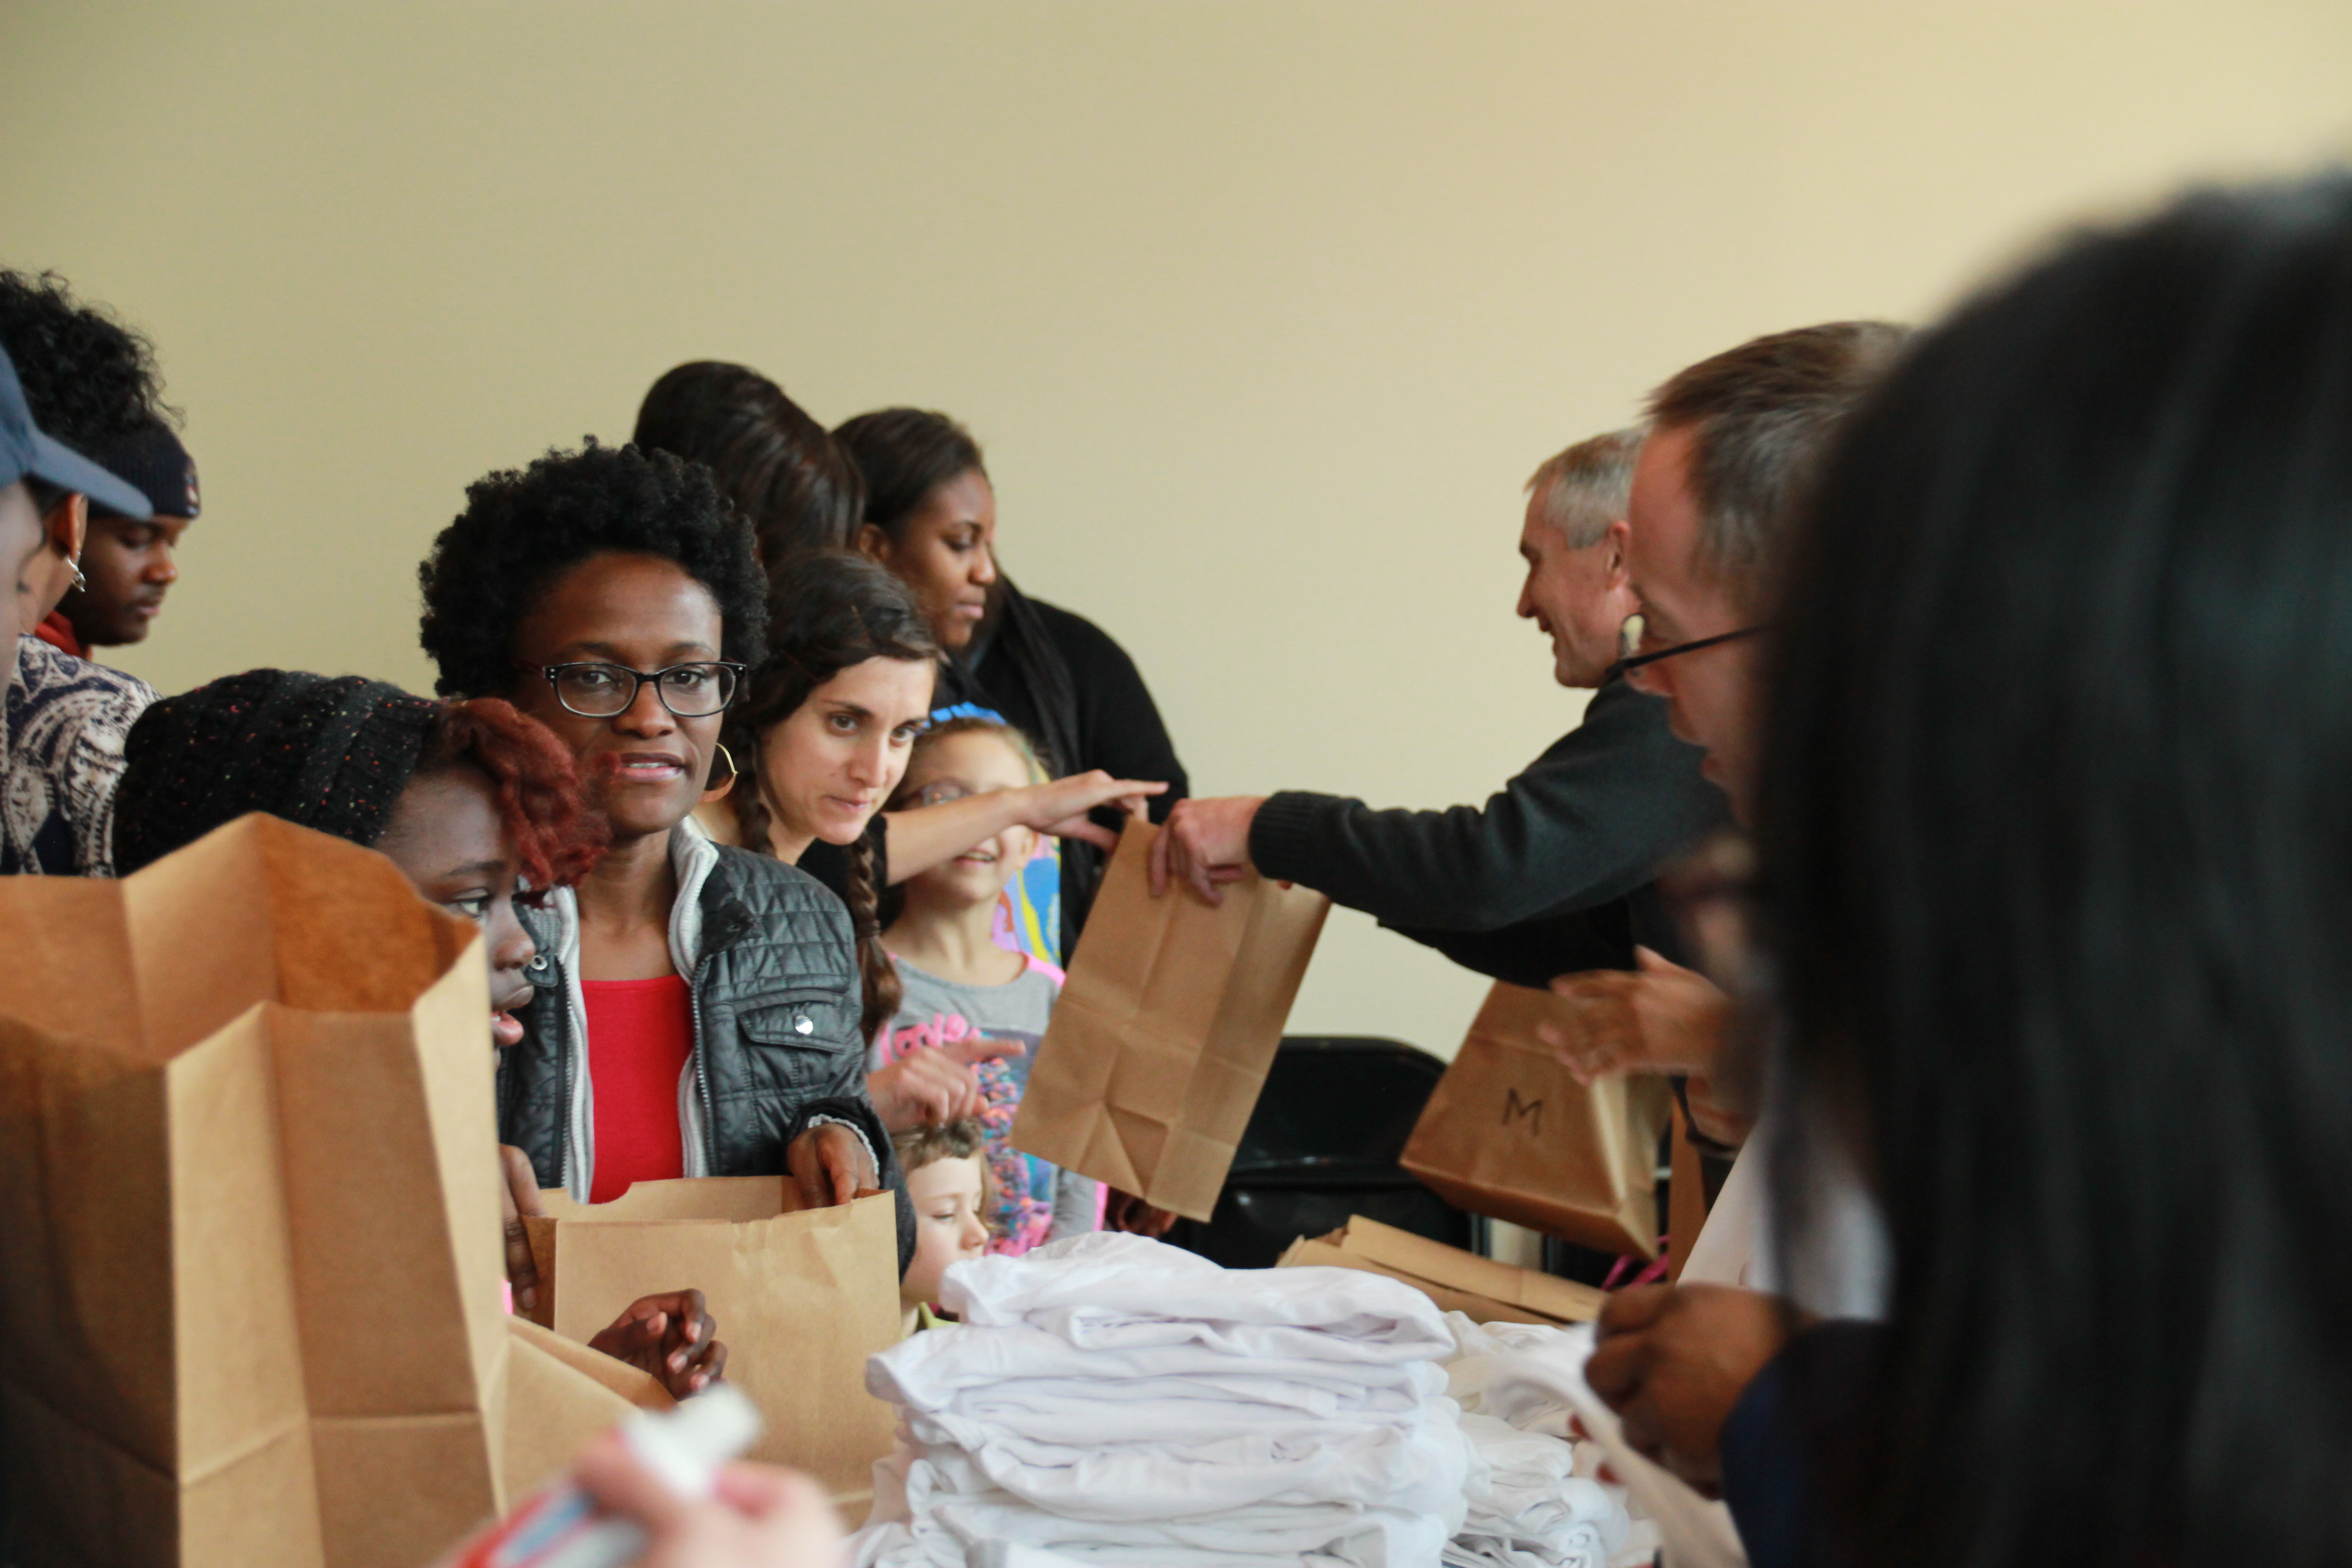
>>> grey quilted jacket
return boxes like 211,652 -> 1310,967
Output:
499,825 -> 911,1272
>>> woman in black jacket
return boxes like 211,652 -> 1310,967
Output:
417,441 -> 904,1264
834,407 -> 1187,956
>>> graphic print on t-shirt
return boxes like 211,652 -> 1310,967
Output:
879,955 -> 1070,1254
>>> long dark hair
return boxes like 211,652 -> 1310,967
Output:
1759,176 -> 2352,1568
635,362 -> 864,577
833,410 -> 1079,767
724,553 -> 939,1041
834,408 -> 1095,916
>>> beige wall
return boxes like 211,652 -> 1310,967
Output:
5,1 -> 2350,1055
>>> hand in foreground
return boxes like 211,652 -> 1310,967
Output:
1024,771 -> 1169,851
785,1122 -> 878,1210
588,1289 -> 728,1401
1683,1072 -> 1757,1152
865,1036 -> 1024,1132
1102,1189 -> 1180,1237
1147,796 -> 1266,905
1584,1283 -> 1792,1497
500,1144 -> 546,1316
1543,946 -> 1732,1082
574,1431 -> 842,1568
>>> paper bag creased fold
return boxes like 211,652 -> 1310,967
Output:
1012,821 -> 1330,1222
524,1177 -> 899,1504
0,814 -> 662,1568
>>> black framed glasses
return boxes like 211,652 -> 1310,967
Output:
528,661 -> 746,719
1608,625 -> 1763,681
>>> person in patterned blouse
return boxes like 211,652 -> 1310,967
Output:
0,339 -> 157,876
0,277 -> 172,879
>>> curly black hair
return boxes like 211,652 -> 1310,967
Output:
417,440 -> 769,698
0,269 -> 171,456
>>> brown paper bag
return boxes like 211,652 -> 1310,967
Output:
500,1318 -> 669,1497
1278,1215 -> 1602,1324
1011,820 -> 1331,1221
0,813 -> 514,1568
522,1178 -> 899,1502
1401,980 -> 1672,1259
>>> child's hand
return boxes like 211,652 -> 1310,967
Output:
588,1289 -> 728,1400
867,1039 -> 1021,1132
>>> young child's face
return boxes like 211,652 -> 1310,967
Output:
900,730 -> 1038,906
900,1152 -> 990,1308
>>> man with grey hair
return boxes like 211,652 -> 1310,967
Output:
1519,426 -> 1647,686
1148,426 -> 1728,990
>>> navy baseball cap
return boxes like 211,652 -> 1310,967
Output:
0,340 -> 152,519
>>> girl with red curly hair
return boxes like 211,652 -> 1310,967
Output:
113,671 -> 725,1399
116,671 -> 608,1054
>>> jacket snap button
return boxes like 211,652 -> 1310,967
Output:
794,1014 -> 814,1035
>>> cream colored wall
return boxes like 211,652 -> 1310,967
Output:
4,1 -> 2349,1056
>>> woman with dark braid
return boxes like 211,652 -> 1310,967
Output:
701,552 -> 1161,1132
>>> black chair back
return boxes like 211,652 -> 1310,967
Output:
1161,1036 -> 1486,1268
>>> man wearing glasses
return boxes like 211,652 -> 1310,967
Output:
1581,322 -> 1911,1514
1619,320 -> 1910,823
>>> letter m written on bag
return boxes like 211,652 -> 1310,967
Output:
1400,980 -> 1673,1261
1500,1087 -> 1544,1138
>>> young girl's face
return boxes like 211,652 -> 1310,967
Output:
376,764 -> 539,1050
760,656 -> 935,848
898,730 -> 1039,906
900,1152 -> 989,1308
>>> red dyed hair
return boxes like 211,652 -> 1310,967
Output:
420,698 -> 608,892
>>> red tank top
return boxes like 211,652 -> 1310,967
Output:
582,974 -> 694,1204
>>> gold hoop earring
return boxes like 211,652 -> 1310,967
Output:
699,741 -> 740,806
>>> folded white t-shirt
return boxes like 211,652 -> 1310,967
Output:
945,1232 -> 1457,1362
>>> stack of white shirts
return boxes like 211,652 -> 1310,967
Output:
853,1232 -> 1476,1568
1447,1314 -> 1740,1568
1446,1412 -> 1627,1568
1441,1316 -> 1633,1568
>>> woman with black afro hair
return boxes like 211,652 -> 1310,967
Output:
419,439 -> 910,1272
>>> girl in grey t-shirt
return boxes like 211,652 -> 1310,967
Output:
877,719 -> 1102,1251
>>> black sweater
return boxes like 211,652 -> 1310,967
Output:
1247,678 -> 1728,985
939,594 -> 1189,948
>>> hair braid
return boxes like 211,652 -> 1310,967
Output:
844,831 -> 900,1042
727,747 -> 777,857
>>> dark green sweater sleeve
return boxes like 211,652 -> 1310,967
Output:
1246,679 -> 1728,932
